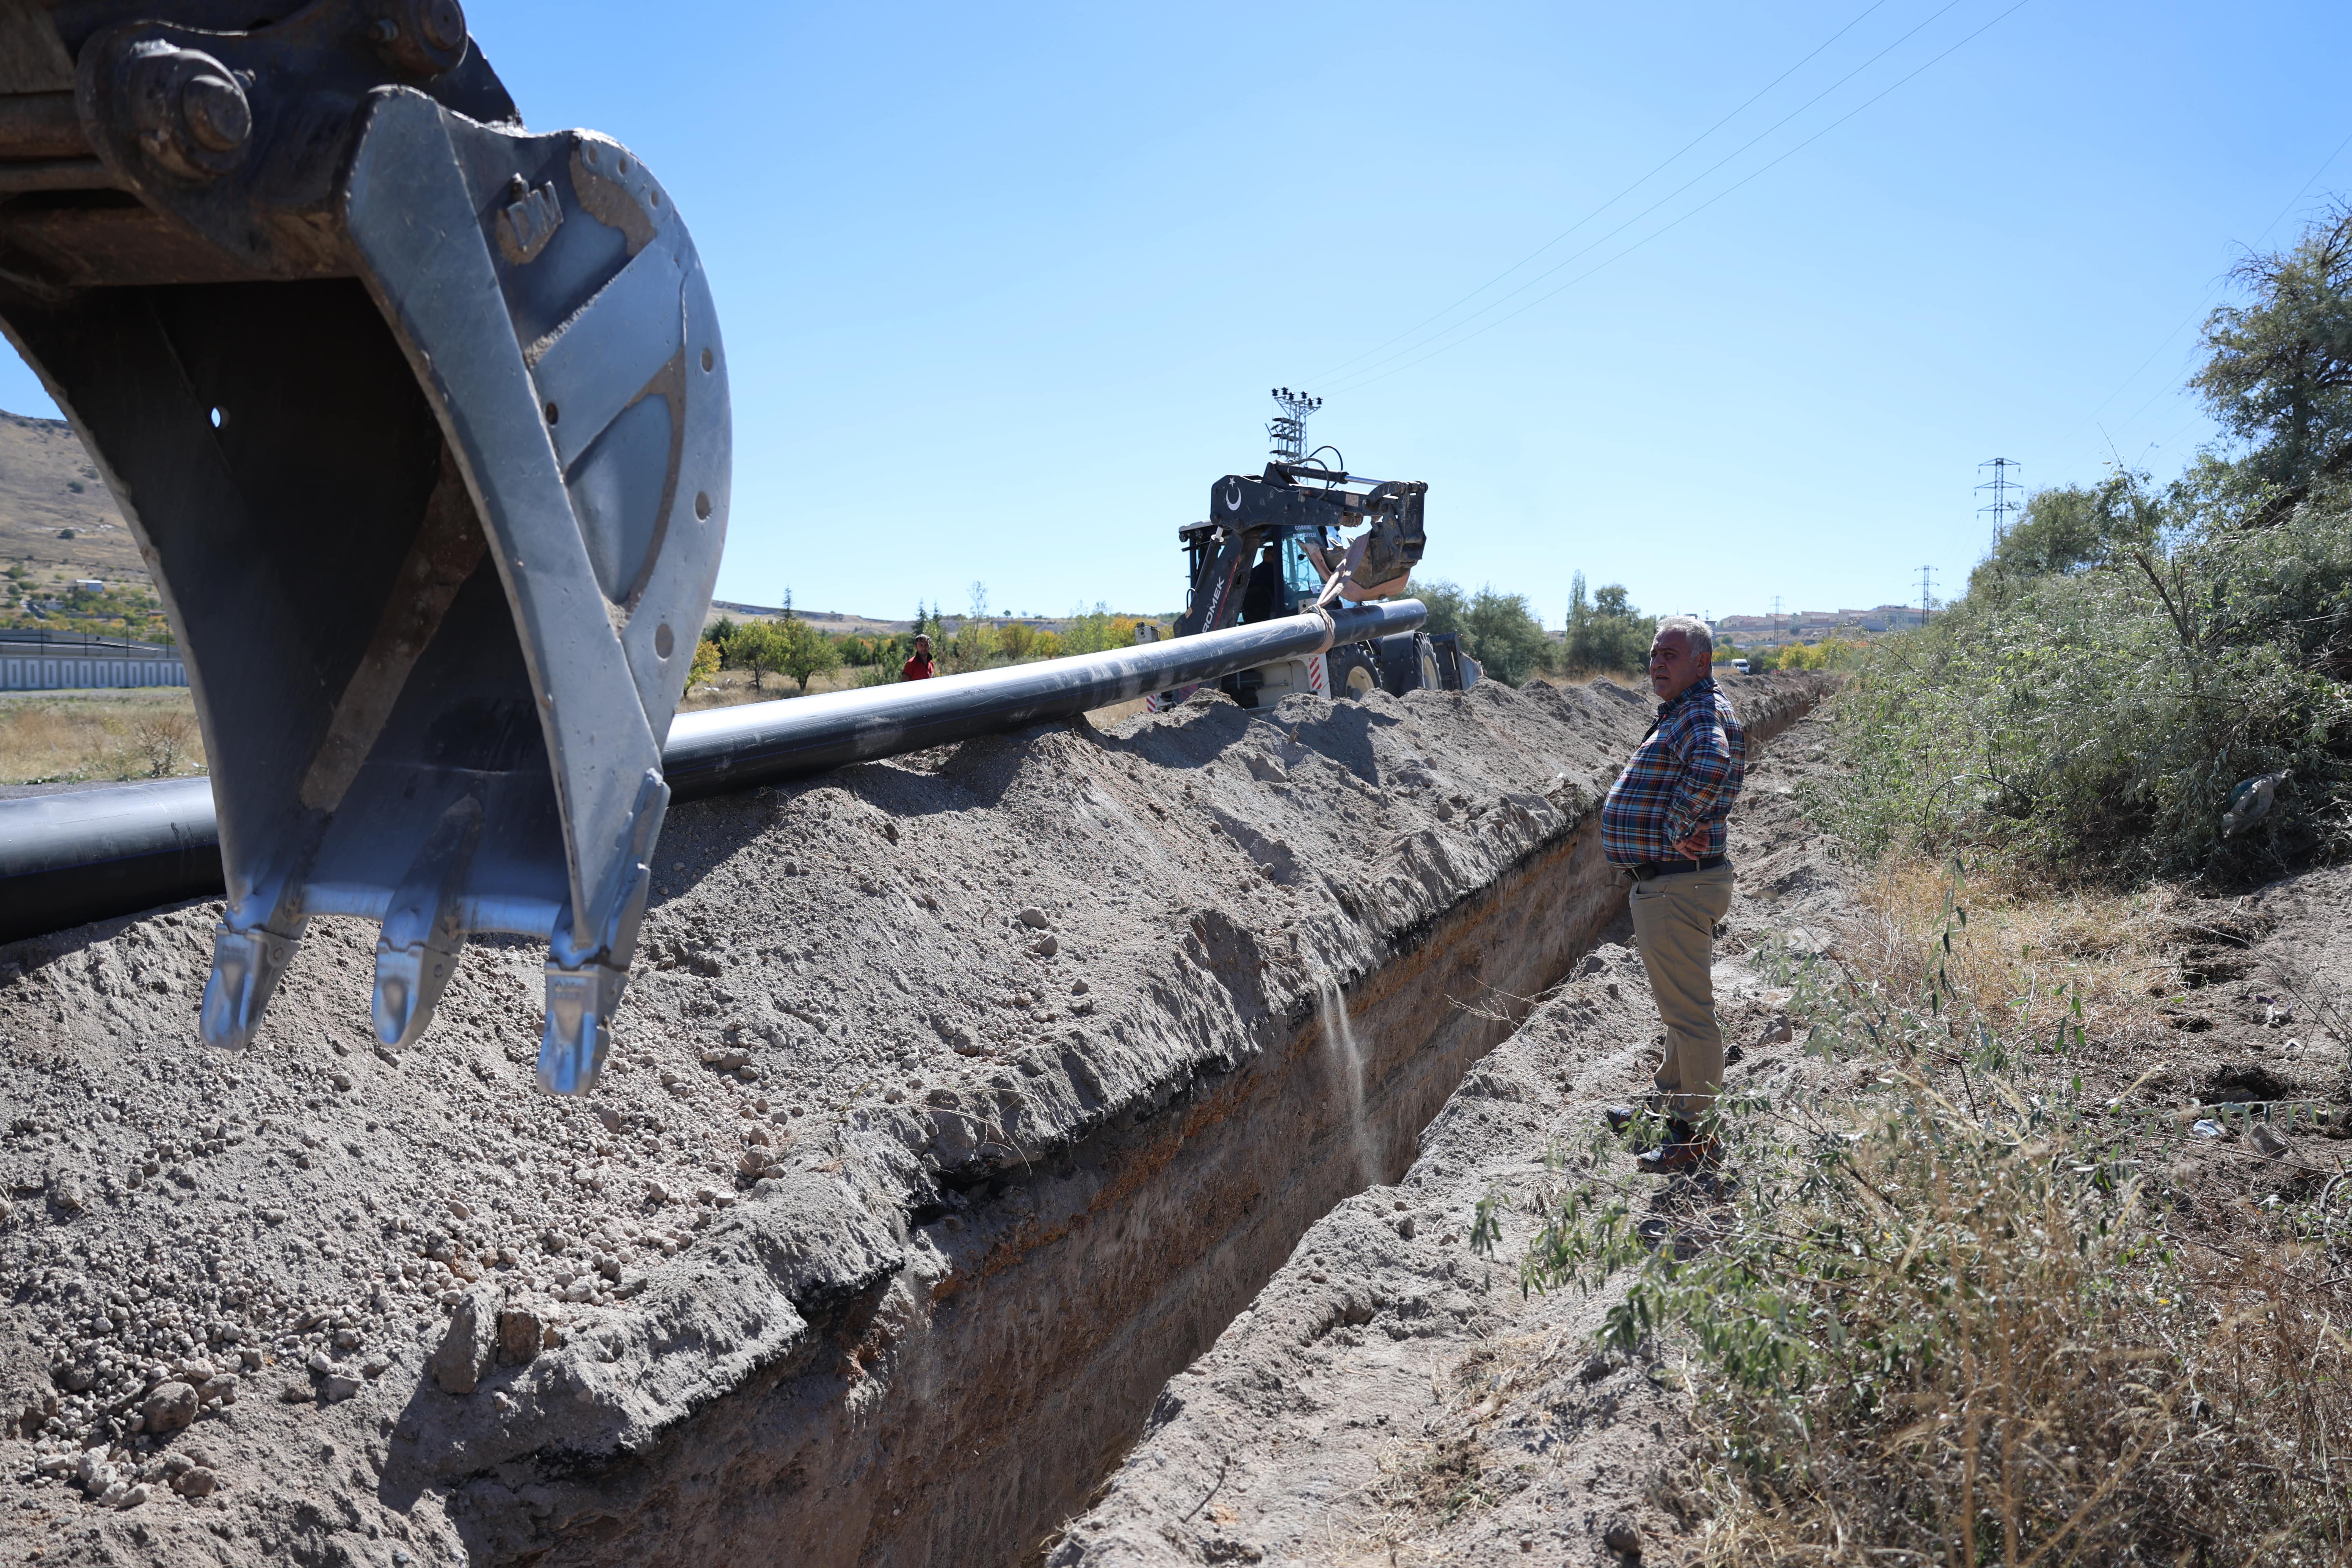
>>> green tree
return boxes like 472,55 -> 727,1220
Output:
1563,572 -> 1655,671
1462,587 -> 1551,684
1418,580 -> 1554,684
777,617 -> 842,692
1815,207 -> 2352,880
2194,201 -> 2352,520
728,620 -> 786,690
1968,470 -> 2165,598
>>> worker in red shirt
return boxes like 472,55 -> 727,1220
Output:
901,633 -> 935,681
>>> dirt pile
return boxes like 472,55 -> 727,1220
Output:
0,672 -> 1827,1567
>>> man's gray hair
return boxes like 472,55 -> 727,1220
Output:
1656,615 -> 1714,663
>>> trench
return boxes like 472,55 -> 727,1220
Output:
510,693 -> 1819,1568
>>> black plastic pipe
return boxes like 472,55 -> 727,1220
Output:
0,601 -> 1426,943
0,777 -> 222,944
664,599 -> 1425,799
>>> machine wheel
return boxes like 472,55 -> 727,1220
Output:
1376,631 -> 1439,696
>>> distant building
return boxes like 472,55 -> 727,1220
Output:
1712,601 -> 1922,645
73,579 -> 103,593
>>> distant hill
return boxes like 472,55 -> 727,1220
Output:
0,412 -> 1165,632
0,410 -> 148,587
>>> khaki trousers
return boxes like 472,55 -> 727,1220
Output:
1628,864 -> 1735,1122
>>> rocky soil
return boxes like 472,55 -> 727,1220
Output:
0,671 -> 1824,1567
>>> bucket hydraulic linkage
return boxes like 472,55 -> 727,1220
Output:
0,1 -> 731,1093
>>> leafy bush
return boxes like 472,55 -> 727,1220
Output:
1818,505 -> 2352,882
942,617 -> 995,673
1057,605 -> 1160,657
997,621 -> 1038,661
1746,637 -> 1864,673
1057,605 -> 1119,656
687,635 -> 721,687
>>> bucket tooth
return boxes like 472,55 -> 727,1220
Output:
371,798 -> 483,1050
535,771 -> 663,1095
199,922 -> 305,1051
539,961 -> 627,1095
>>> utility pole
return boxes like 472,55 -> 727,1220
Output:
1771,595 -> 1782,643
1916,565 -> 1938,624
1975,457 -> 2022,543
1267,387 -> 1321,464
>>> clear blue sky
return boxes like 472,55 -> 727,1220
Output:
5,1 -> 2348,626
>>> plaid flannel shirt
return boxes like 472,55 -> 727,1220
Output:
1600,677 -> 1746,868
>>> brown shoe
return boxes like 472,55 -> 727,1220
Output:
1635,1134 -> 1719,1175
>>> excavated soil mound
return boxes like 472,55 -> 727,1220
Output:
0,673 -> 1826,1567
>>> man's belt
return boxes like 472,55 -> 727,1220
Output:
1632,855 -> 1729,882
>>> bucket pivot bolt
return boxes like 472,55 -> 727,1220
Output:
367,0 -> 469,77
119,44 -> 253,180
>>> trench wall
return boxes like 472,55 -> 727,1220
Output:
493,679 -> 1825,1568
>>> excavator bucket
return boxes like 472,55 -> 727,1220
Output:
0,1 -> 730,1093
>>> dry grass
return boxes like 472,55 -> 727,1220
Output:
1499,857 -> 2352,1566
1840,859 -> 2198,1054
0,691 -> 205,784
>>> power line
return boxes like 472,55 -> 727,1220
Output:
2051,122 -> 2352,472
1322,0 -> 2036,396
1323,0 -> 1990,392
1307,0 -> 1898,385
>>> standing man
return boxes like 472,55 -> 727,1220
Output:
1599,616 -> 1746,1174
902,633 -> 935,681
